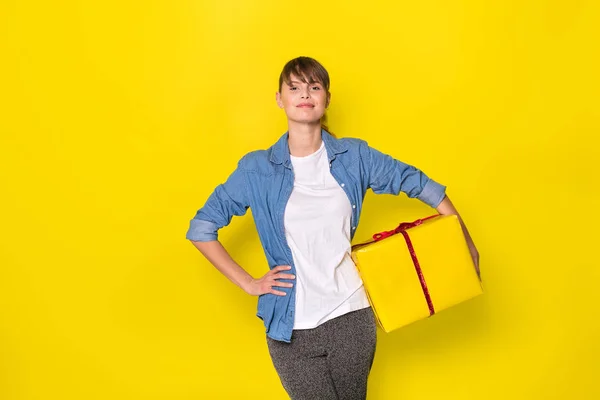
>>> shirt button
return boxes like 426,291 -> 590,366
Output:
341,183 -> 345,187
352,205 -> 356,209
352,226 -> 356,230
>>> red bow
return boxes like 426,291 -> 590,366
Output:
372,214 -> 440,241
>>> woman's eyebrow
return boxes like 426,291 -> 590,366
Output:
289,80 -> 321,85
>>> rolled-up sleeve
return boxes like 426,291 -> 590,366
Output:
363,142 -> 447,208
185,160 -> 250,242
186,219 -> 220,242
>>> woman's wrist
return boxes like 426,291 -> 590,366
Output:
240,275 -> 255,294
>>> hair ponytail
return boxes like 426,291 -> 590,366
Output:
321,123 -> 336,138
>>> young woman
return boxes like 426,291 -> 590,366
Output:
186,56 -> 480,400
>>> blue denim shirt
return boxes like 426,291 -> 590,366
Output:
186,129 -> 447,342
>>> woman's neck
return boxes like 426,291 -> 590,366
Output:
287,122 -> 323,157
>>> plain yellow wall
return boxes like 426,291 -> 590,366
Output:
1,1 -> 599,399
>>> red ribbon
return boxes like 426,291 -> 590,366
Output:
372,214 -> 440,316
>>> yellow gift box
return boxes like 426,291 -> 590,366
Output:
351,214 -> 483,333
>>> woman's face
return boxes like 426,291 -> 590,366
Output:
276,73 -> 330,125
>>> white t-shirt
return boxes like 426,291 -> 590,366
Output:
284,140 -> 371,330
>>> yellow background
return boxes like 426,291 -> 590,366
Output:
1,1 -> 599,399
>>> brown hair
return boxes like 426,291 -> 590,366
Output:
278,56 -> 334,136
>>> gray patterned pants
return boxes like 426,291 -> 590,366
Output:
266,307 -> 378,400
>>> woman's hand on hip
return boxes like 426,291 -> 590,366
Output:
245,265 -> 295,296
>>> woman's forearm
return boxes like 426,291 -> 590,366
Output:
189,240 -> 254,293
435,195 -> 480,277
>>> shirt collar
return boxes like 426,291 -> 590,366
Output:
269,128 -> 348,167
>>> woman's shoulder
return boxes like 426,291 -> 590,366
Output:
235,148 -> 274,174
330,135 -> 370,155
238,148 -> 267,163
336,136 -> 368,147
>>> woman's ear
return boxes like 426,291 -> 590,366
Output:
276,92 -> 284,108
326,92 -> 331,108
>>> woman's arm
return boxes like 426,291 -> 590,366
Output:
358,141 -> 479,277
435,195 -> 480,279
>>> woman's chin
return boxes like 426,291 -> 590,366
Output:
287,115 -> 325,125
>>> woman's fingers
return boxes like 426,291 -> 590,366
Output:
271,281 -> 294,288
259,265 -> 295,296
270,270 -> 294,289
273,273 -> 295,280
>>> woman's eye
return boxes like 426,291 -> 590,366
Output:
312,86 -> 320,90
